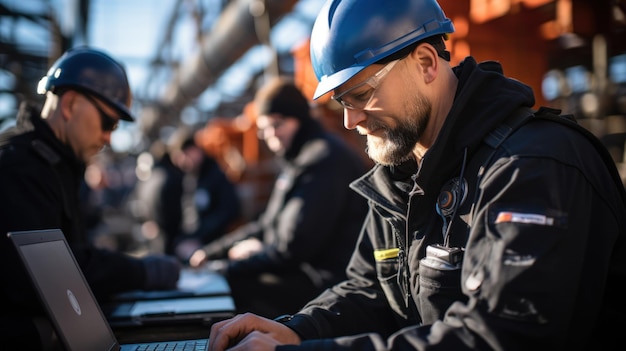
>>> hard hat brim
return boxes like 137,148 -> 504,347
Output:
313,65 -> 366,100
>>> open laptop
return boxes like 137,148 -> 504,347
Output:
100,259 -> 234,328
7,229 -> 222,350
102,293 -> 235,328
109,265 -> 231,302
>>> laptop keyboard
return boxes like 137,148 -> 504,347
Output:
131,339 -> 208,351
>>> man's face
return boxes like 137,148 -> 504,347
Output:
363,92 -> 431,166
335,59 -> 431,166
178,145 -> 204,173
63,90 -> 121,163
256,114 -> 300,154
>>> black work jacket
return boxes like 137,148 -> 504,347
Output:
139,153 -> 242,250
279,57 -> 626,350
201,118 -> 368,288
0,104 -> 146,348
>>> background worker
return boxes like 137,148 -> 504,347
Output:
188,76 -> 368,318
134,127 -> 242,260
0,47 -> 181,350
206,0 -> 626,350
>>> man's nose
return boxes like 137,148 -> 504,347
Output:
343,108 -> 366,130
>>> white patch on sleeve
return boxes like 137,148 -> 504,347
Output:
495,211 -> 554,226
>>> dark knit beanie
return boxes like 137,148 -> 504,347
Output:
255,77 -> 311,121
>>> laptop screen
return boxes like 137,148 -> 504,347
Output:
10,229 -> 119,351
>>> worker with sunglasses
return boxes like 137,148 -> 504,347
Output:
0,47 -> 181,350
207,0 -> 626,350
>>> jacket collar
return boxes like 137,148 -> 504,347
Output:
18,102 -> 85,174
351,56 -> 535,210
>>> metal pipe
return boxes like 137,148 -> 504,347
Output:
141,0 -> 297,137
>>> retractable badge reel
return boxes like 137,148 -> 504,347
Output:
423,177 -> 468,270
436,177 -> 468,238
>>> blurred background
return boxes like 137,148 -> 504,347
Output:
2,0 -> 625,253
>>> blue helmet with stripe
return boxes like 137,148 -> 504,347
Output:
310,0 -> 454,99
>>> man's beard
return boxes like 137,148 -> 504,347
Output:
366,95 -> 431,166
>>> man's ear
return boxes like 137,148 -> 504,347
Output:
58,90 -> 77,121
412,43 -> 439,84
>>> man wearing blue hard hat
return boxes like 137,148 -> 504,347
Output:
0,47 -> 181,350
207,0 -> 626,350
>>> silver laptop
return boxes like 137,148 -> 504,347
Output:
103,293 -> 235,328
8,229 -> 218,351
102,261 -> 234,327
109,266 -> 231,302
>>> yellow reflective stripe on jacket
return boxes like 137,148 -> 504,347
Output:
374,248 -> 400,261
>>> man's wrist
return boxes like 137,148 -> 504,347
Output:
273,314 -> 293,323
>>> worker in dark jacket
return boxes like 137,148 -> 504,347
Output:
0,47 -> 180,350
206,1 -> 626,350
134,127 -> 242,259
188,77 -> 368,318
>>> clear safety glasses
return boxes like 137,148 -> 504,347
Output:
332,59 -> 400,110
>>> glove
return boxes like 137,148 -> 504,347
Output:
142,255 -> 181,290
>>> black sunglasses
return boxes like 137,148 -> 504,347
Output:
81,93 -> 120,131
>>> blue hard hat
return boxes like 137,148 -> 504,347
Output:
37,46 -> 134,121
310,0 -> 454,99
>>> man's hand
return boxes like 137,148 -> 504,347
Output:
188,249 -> 208,268
208,313 -> 301,351
228,238 -> 263,260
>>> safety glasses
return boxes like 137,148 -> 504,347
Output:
332,59 -> 400,110
81,93 -> 120,131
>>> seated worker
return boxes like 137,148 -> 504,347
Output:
0,47 -> 180,350
136,127 -> 242,259
205,0 -> 626,350
188,77 -> 368,318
